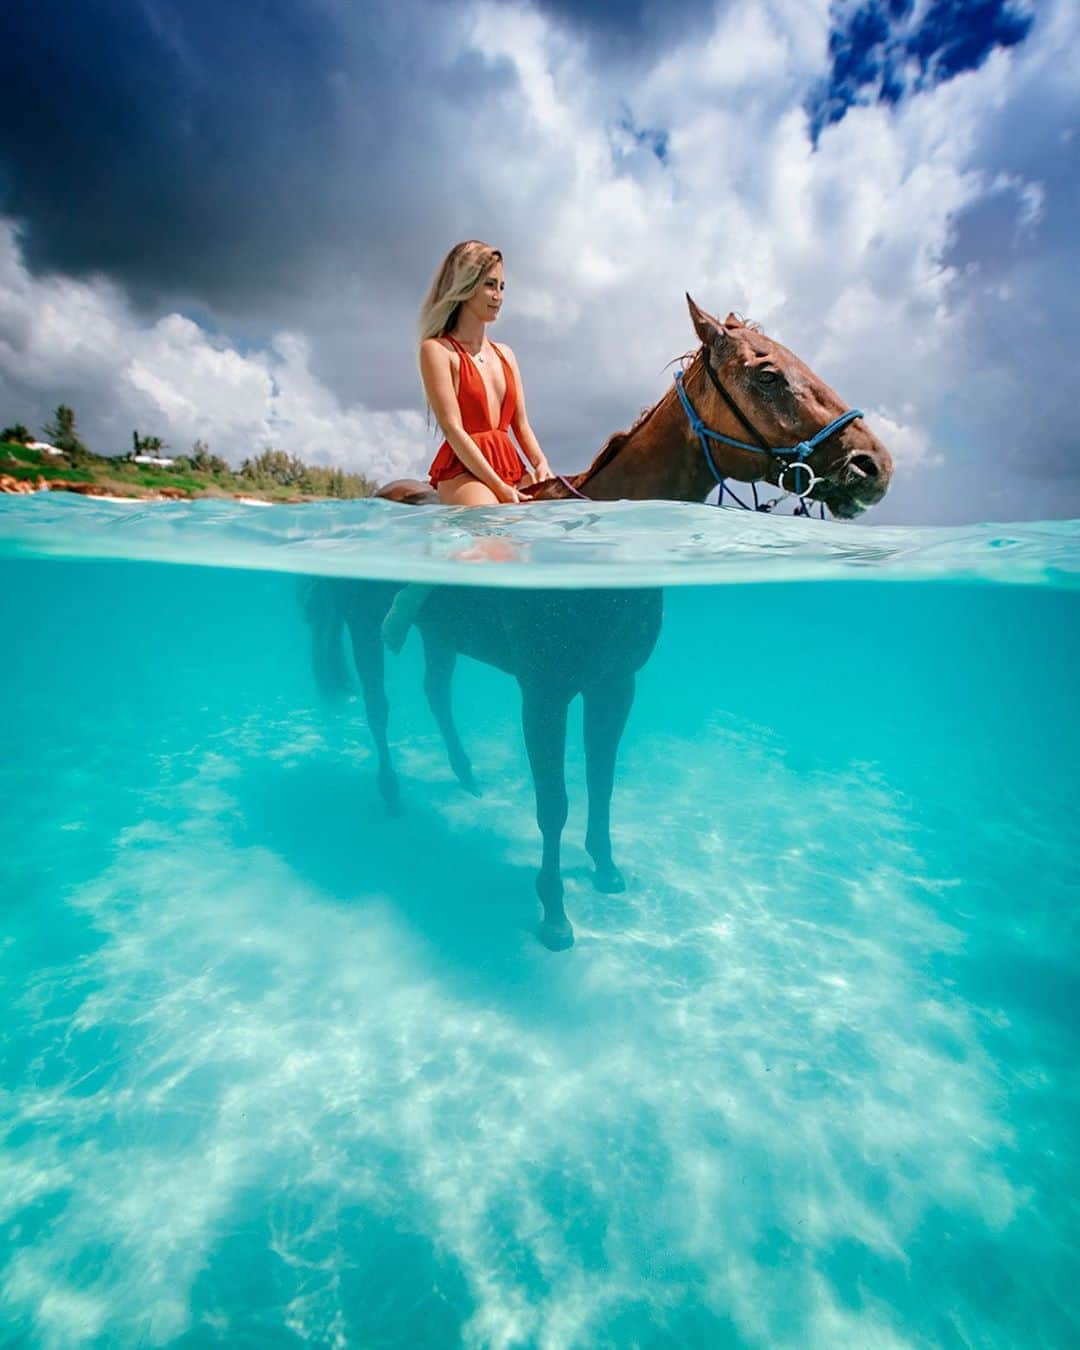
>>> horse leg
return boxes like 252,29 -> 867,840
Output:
520,685 -> 574,951
344,608 -> 401,815
583,673 -> 635,893
421,632 -> 479,795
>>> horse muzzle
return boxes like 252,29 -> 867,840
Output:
818,430 -> 893,518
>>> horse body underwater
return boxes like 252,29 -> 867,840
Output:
306,297 -> 893,950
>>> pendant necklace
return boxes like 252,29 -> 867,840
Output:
452,332 -> 484,363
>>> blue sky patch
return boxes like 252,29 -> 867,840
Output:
616,113 -> 670,165
808,0 -> 1035,140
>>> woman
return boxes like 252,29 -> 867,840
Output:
383,241 -> 551,650
422,239 -> 551,503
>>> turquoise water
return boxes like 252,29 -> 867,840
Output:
2,496 -> 1078,1347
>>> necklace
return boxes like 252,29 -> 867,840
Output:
452,334 -> 485,363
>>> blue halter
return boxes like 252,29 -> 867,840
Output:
674,364 -> 864,515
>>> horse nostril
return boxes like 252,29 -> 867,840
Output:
850,454 -> 878,480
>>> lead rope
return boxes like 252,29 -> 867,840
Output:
554,359 -> 857,519
675,365 -> 858,519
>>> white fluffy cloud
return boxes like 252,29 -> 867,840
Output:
1,0 -> 1076,522
453,0 -> 1076,521
0,222 -> 429,481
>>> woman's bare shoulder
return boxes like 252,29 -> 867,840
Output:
420,336 -> 457,367
494,340 -> 518,365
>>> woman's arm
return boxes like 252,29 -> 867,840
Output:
420,340 -> 520,502
501,344 -> 552,484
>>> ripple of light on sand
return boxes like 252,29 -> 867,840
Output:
1,716 -> 1042,1348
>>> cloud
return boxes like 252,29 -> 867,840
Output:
0,0 -> 1077,522
808,0 -> 1036,139
0,221 -> 429,478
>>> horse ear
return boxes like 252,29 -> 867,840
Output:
686,294 -> 731,354
724,312 -> 742,328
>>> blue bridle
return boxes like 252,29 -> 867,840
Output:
674,358 -> 864,516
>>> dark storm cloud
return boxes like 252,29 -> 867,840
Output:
807,0 -> 1035,139
0,0 -> 697,323
524,0 -> 714,50
3,0 -> 330,299
0,0 -> 511,316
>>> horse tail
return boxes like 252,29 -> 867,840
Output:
300,577 -> 353,702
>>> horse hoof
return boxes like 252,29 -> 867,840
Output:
454,764 -> 481,797
379,777 -> 403,816
593,865 -> 626,894
536,918 -> 575,952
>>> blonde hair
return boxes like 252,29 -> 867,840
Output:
419,240 -> 503,341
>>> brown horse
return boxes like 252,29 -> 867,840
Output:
306,297 -> 892,950
381,297 -> 892,515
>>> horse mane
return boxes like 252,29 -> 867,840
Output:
575,347 -> 698,487
568,317 -> 763,490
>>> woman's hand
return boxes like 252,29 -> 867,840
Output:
493,480 -> 522,504
531,455 -> 553,484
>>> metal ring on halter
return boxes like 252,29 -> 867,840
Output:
778,460 -> 819,498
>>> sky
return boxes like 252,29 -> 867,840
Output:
0,0 -> 1075,524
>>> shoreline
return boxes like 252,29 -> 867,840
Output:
2,442 -> 378,506
1,475 -> 312,506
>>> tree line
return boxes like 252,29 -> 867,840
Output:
2,404 -> 375,497
2,404 -> 88,456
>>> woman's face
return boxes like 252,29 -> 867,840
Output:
463,260 -> 504,325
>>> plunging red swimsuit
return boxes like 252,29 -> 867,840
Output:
428,336 -> 526,488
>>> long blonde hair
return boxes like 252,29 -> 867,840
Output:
419,240 -> 502,341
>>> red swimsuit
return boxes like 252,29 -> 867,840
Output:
428,336 -> 526,488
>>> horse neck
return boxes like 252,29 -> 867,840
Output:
577,357 -> 777,503
577,377 -> 711,502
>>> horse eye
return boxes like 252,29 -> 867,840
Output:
758,368 -> 783,385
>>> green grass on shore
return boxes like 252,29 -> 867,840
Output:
0,442 -> 377,502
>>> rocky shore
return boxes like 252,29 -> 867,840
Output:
1,474 -> 192,500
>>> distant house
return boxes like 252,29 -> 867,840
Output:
132,454 -> 176,468
27,441 -> 65,456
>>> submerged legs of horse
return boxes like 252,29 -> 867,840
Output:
421,635 -> 478,796
344,606 -> 401,815
583,674 -> 634,894
520,676 -> 634,950
520,683 -> 574,951
306,580 -> 658,952
305,578 -> 401,815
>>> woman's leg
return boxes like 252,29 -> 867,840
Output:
383,475 -> 501,651
382,584 -> 433,653
437,474 -> 501,506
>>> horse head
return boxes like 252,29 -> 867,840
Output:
686,296 -> 893,518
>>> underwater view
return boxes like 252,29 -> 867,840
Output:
2,495 -> 1079,1348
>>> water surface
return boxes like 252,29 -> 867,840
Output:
2,497 -> 1078,1347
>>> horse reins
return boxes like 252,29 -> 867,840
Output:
554,349 -> 863,516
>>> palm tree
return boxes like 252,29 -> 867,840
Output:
44,404 -> 88,457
